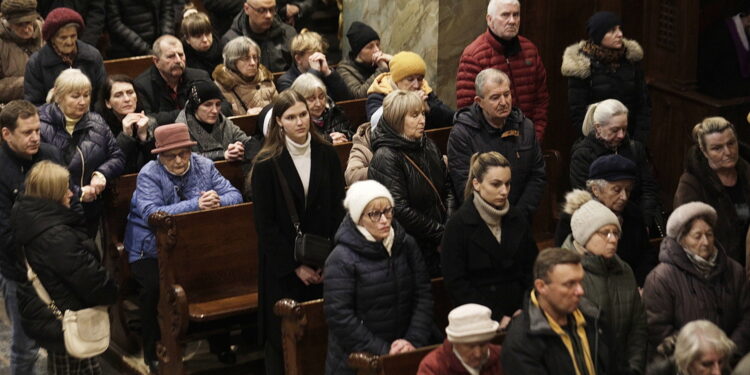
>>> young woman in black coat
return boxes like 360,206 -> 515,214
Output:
368,90 -> 454,277
12,161 -> 117,374
441,151 -> 537,324
250,89 -> 345,375
324,180 -> 433,375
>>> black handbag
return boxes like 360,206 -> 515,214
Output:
273,159 -> 332,269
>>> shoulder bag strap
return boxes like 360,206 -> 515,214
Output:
401,152 -> 446,213
272,158 -> 302,235
20,247 -> 63,320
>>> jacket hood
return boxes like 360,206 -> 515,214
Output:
11,195 -> 83,245
370,115 -> 425,153
658,236 -> 731,280
333,214 -> 407,260
212,63 -> 274,90
366,72 -> 433,95
454,102 -> 526,133
561,38 -> 644,79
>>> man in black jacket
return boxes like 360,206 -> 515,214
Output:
448,68 -> 546,218
0,100 -> 63,374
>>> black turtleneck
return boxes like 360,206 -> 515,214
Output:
489,29 -> 521,57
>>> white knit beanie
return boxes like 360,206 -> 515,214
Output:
343,180 -> 394,223
566,189 -> 621,245
666,202 -> 717,238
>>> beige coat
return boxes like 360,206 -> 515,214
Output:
344,122 -> 372,185
0,18 -> 43,104
212,63 -> 277,116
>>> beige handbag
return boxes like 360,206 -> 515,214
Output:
25,260 -> 110,359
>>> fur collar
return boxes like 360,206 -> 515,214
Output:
212,63 -> 274,90
561,38 -> 644,79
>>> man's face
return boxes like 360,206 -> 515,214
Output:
1,114 -> 41,159
475,80 -> 512,125
592,179 -> 633,213
244,0 -> 276,33
487,3 -> 520,40
154,40 -> 186,80
8,20 -> 34,40
536,263 -> 585,317
453,341 -> 491,369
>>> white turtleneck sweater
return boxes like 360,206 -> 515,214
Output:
285,134 -> 312,197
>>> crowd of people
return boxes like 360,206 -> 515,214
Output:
0,0 -> 749,374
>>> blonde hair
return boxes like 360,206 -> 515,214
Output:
24,161 -> 70,203
581,99 -> 628,136
51,68 -> 91,104
464,151 -> 511,201
291,29 -> 328,57
291,73 -> 327,98
692,117 -> 736,152
382,90 -> 426,134
674,320 -> 735,374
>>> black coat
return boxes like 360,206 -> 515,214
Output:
0,143 -> 62,281
11,195 -> 117,352
441,195 -> 537,320
250,140 -> 345,347
312,98 -> 354,141
276,64 -> 352,102
106,0 -> 174,58
201,0 -> 244,37
133,65 -> 213,125
368,119 -> 453,277
37,1 -> 106,46
23,41 -> 106,107
447,104 -> 546,216
184,35 -> 223,75
324,217 -> 433,375
221,13 -> 297,72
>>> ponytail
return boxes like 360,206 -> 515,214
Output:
581,99 -> 629,136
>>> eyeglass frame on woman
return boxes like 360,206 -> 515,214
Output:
366,207 -> 394,222
247,3 -> 277,15
160,149 -> 192,161
595,229 -> 621,240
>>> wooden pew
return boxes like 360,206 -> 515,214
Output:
337,98 -> 368,128
333,141 -> 353,175
425,126 -> 452,156
104,55 -> 153,78
348,344 -> 439,375
228,114 -> 259,137
149,202 -> 259,374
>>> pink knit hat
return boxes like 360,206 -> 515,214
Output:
42,8 -> 84,41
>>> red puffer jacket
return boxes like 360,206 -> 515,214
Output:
456,31 -> 549,141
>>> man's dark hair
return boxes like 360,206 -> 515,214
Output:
0,100 -> 38,132
533,248 -> 582,283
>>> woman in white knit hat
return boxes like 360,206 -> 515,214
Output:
561,189 -> 647,375
323,179 -> 434,375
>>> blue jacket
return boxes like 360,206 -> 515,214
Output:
124,154 -> 242,262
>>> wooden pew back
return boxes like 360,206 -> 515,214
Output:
334,142 -> 353,174
104,55 -> 153,78
425,126 -> 451,155
337,98 -> 368,128
274,298 -> 328,375
348,344 -> 438,375
228,114 -> 259,137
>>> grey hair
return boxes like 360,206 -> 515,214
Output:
488,0 -> 521,15
223,36 -> 261,73
291,73 -> 327,98
581,99 -> 629,136
585,179 -> 608,192
674,320 -> 735,374
475,68 -> 510,98
152,35 -> 182,58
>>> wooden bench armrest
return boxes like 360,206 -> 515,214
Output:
162,283 -> 190,338
348,352 -> 380,375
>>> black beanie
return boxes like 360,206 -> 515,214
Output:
586,11 -> 621,45
187,80 -> 224,113
347,21 -> 380,58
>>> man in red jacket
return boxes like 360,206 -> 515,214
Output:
456,0 -> 549,141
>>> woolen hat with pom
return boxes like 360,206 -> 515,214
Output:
344,180 -> 394,223
42,7 -> 84,41
666,202 -> 717,238
565,189 -> 621,245
389,51 -> 426,83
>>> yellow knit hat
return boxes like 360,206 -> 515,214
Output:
389,51 -> 426,83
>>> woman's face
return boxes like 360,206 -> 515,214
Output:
702,128 -> 739,172
159,147 -> 192,175
688,348 -> 725,375
277,101 -> 310,144
61,188 -> 73,208
600,25 -> 624,49
357,197 -> 393,241
472,166 -> 511,208
401,110 -> 425,140
584,224 -> 620,259
9,21 -> 35,40
595,113 -> 628,149
59,89 -> 90,119
195,99 -> 222,125
395,74 -> 424,91
680,218 -> 716,260
52,25 -> 78,54
186,32 -> 212,52
106,81 -> 137,117
305,88 -> 326,118
235,49 -> 259,78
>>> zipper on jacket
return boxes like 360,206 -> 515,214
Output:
76,146 -> 85,190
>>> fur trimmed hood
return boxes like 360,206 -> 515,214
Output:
561,38 -> 644,79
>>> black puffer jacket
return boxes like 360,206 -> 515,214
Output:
368,119 -> 453,277
324,217 -> 433,375
447,103 -> 546,214
11,195 -> 117,352
202,0 -> 244,36
106,0 -> 174,58
220,12 -> 296,72
277,64 -> 352,102
184,36 -> 223,74
311,98 -> 354,141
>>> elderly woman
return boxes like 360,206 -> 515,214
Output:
276,29 -> 350,101
175,79 -> 259,162
562,189 -> 647,375
181,11 -> 222,74
647,320 -> 735,375
675,117 -> 749,266
124,123 -> 243,372
291,73 -> 352,144
569,98 -> 663,234
24,8 -> 106,106
96,74 -> 156,174
0,0 -> 43,104
366,51 -> 454,129
213,36 -> 277,116
643,202 -> 750,358
38,68 -> 125,236
12,161 -> 117,375
441,151 -> 537,322
561,11 -> 650,142
368,89 -> 453,277
336,21 -> 391,99
324,180 -> 433,375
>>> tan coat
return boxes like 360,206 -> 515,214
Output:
212,63 -> 277,116
0,18 -> 43,104
344,122 -> 372,185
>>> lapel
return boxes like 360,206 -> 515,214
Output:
464,201 -> 504,262
277,148 -> 306,216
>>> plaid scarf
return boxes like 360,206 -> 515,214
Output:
52,42 -> 77,67
581,40 -> 626,71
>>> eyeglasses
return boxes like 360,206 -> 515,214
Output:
366,207 -> 394,222
247,3 -> 277,15
596,229 -> 621,240
160,150 -> 191,161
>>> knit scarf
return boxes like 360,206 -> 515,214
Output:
683,247 -> 718,279
472,191 -> 510,243
356,225 -> 395,256
52,43 -> 77,67
581,40 -> 626,70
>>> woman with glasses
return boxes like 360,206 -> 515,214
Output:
643,202 -> 750,358
323,180 -> 433,375
561,189 -> 647,375
441,151 -> 537,325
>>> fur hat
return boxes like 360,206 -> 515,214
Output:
344,180 -> 394,223
666,202 -> 717,238
566,189 -> 621,245
588,154 -> 636,181
587,11 -> 621,45
1,0 -> 38,24
152,123 -> 197,154
186,80 -> 224,113
389,51 -> 426,83
445,304 -> 500,344
346,21 -> 380,59
42,7 -> 84,41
